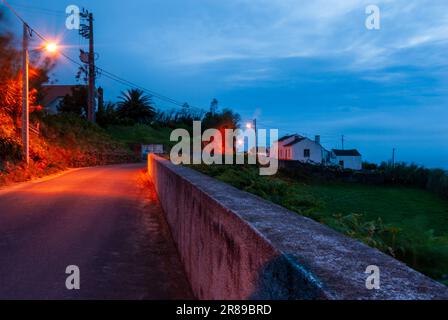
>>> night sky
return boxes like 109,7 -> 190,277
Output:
2,0 -> 447,168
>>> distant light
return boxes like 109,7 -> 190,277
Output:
237,139 -> 244,146
45,42 -> 58,54
246,122 -> 252,129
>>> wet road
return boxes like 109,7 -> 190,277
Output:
0,163 -> 193,300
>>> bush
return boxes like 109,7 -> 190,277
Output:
379,162 -> 448,199
0,136 -> 22,162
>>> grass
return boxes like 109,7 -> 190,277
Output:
293,183 -> 448,236
0,113 -> 137,186
192,164 -> 448,285
107,124 -> 174,146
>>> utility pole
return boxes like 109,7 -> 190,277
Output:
253,118 -> 257,155
87,13 -> 96,123
22,23 -> 29,165
341,135 -> 344,150
392,148 -> 396,167
80,9 -> 96,122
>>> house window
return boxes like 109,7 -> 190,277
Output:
304,149 -> 310,158
339,160 -> 344,167
280,150 -> 283,158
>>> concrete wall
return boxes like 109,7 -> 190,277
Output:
148,154 -> 448,300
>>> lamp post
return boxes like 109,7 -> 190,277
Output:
246,119 -> 257,155
22,23 -> 29,165
21,23 -> 59,165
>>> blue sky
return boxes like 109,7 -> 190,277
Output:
2,0 -> 448,168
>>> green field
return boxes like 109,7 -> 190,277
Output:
294,183 -> 448,236
193,164 -> 448,284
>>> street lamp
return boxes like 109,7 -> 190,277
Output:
22,24 -> 59,165
44,42 -> 59,54
22,24 -> 30,165
246,119 -> 257,157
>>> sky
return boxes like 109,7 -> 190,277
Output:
1,0 -> 448,168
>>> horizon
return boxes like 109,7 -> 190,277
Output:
2,0 -> 447,168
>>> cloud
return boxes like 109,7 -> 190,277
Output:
135,0 -> 448,75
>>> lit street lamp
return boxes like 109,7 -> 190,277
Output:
44,42 -> 59,54
22,23 -> 59,165
22,24 -> 30,165
246,119 -> 257,156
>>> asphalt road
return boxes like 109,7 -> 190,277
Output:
0,163 -> 193,300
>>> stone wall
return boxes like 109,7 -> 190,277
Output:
148,154 -> 448,300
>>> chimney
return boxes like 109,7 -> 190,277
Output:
315,135 -> 321,144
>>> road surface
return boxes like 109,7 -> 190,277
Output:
0,163 -> 193,300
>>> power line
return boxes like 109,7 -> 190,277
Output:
6,2 -> 65,17
1,0 -> 205,112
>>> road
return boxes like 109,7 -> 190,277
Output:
0,163 -> 193,300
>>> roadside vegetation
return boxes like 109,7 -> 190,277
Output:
0,113 -> 136,186
364,161 -> 448,200
1,9 -> 240,186
193,163 -> 448,285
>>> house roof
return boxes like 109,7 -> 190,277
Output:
283,136 -> 306,147
332,149 -> 361,157
277,134 -> 298,142
41,85 -> 85,107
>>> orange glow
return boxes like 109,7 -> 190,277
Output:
44,42 -> 59,54
246,123 -> 252,129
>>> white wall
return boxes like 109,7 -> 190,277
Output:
290,139 -> 323,164
335,156 -> 362,170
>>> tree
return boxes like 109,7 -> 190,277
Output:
96,102 -> 118,127
210,98 -> 218,115
202,108 -> 241,132
0,11 -> 51,127
116,89 -> 155,124
57,86 -> 88,116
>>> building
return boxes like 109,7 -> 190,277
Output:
331,149 -> 362,170
41,85 -> 85,114
274,134 -> 327,164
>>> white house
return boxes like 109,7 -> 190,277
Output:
274,134 -> 327,164
331,149 -> 362,170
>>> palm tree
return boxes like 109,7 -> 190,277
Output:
116,89 -> 155,124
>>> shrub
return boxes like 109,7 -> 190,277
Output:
379,162 -> 448,199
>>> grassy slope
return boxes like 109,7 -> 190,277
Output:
107,124 -> 174,146
193,164 -> 448,284
0,114 -> 137,186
